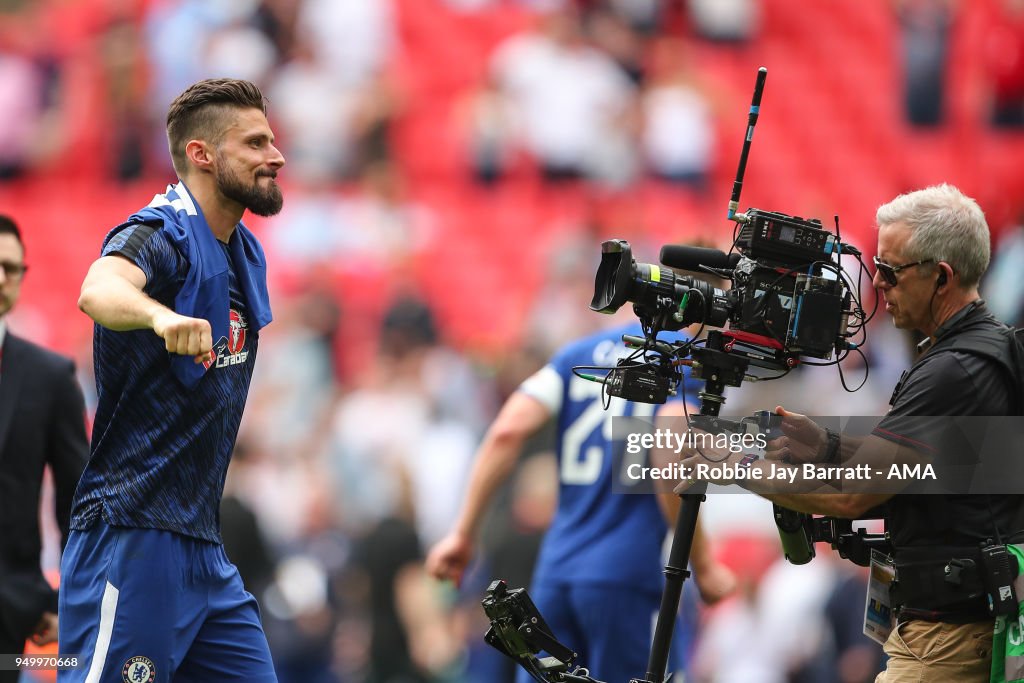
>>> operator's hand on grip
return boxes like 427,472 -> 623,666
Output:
764,405 -> 826,464
425,531 -> 474,588
152,310 -> 214,365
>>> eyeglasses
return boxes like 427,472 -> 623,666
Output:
872,256 -> 934,286
0,261 -> 27,280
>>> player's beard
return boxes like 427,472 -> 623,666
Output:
215,157 -> 283,217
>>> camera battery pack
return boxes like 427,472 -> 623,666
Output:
606,364 -> 672,404
791,289 -> 843,355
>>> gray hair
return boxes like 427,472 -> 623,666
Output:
876,183 -> 990,287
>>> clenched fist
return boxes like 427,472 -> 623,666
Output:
152,310 -> 214,364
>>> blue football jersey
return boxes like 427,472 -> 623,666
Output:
522,323 -> 694,592
71,223 -> 259,543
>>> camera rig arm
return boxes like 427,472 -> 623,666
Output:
482,580 -> 605,683
774,505 -> 891,566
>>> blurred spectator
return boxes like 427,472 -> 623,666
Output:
416,333 -> 496,438
895,0 -> 953,127
821,565 -> 888,683
687,0 -> 760,44
983,0 -> 1024,127
264,183 -> 352,269
325,371 -> 422,533
524,226 -> 609,356
490,7 -> 638,184
294,0 -> 394,89
253,0 -> 301,60
640,38 -> 717,189
601,0 -> 662,35
983,218 -> 1024,325
265,162 -> 434,276
460,451 -> 557,683
693,553 -> 836,682
349,72 -> 403,176
144,0 -> 245,109
394,564 -> 466,681
350,472 -> 427,683
264,548 -> 344,683
326,295 -> 478,545
480,451 -> 557,600
143,0 -> 252,169
586,7 -> 647,85
221,442 -> 277,599
242,285 -> 340,460
202,14 -> 278,86
98,12 -> 150,181
282,488 -> 353,683
379,294 -> 439,359
270,13 -> 403,185
0,16 -> 64,179
268,41 -> 366,183
378,294 -> 480,548
402,414 -> 477,549
333,162 -> 437,273
460,75 -> 519,185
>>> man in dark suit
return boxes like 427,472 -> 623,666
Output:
0,215 -> 88,679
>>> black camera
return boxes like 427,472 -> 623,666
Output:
591,211 -> 853,362
585,204 -> 866,406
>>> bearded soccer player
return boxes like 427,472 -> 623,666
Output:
60,78 -> 284,683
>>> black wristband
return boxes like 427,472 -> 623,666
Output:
822,428 -> 841,463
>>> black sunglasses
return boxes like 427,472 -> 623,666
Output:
872,256 -> 935,286
0,261 -> 27,280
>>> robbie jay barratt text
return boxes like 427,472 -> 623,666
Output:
625,462 -> 936,483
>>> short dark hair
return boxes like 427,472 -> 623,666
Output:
166,78 -> 268,176
0,214 -> 23,251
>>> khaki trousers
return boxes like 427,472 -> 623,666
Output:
875,619 -> 994,683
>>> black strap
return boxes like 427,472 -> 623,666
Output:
891,550 -> 988,616
921,322 -> 1023,415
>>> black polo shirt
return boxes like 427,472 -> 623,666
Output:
875,301 -> 1024,550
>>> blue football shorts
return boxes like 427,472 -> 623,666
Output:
57,521 -> 277,683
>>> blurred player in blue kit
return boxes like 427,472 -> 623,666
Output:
427,320 -> 736,683
59,78 -> 285,682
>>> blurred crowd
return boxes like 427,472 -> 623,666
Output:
6,0 -> 1024,681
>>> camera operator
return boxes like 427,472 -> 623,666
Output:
736,184 -> 1022,682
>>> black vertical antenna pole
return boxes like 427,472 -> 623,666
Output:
727,67 -> 767,222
